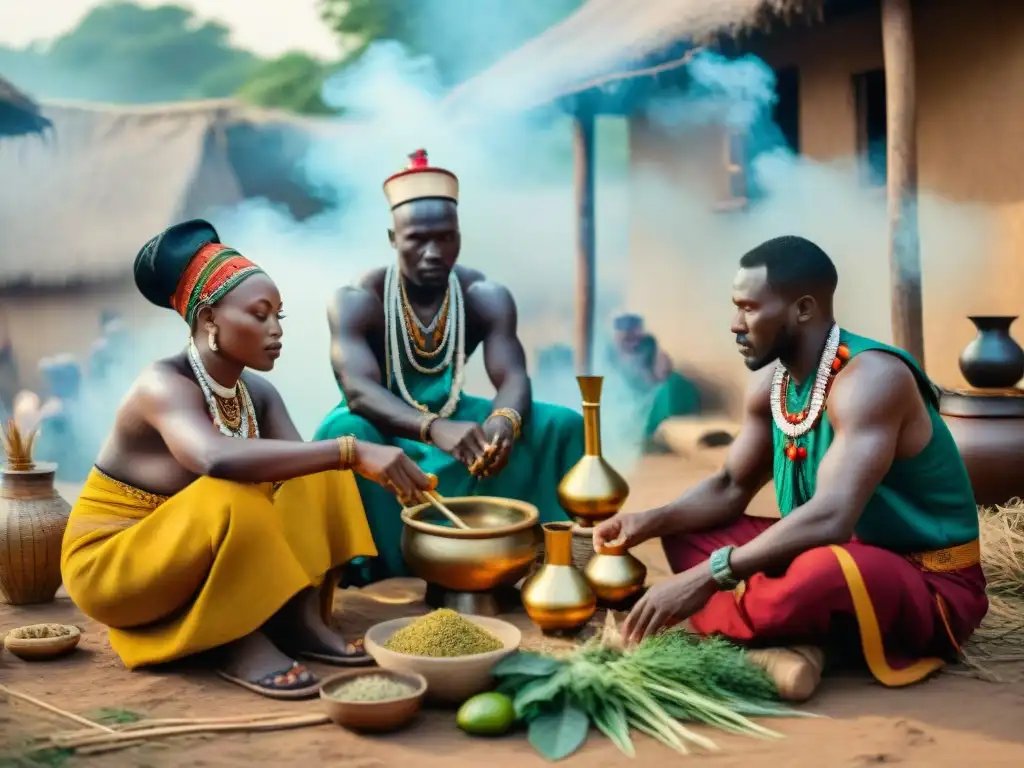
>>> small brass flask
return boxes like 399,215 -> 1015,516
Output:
521,523 -> 596,632
584,540 -> 647,604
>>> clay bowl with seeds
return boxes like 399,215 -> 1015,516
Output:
4,623 -> 81,661
319,668 -> 428,733
364,612 -> 521,705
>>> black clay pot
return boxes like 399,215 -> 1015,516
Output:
958,316 -> 1024,389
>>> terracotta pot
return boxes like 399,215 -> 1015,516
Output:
0,462 -> 71,604
958,316 -> 1024,389
940,391 -> 1024,507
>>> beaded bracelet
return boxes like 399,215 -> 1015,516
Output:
488,407 -> 522,440
336,435 -> 357,469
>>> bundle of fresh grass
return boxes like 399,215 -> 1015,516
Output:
493,615 -> 812,761
959,499 -> 1024,679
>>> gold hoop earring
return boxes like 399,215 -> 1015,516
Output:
208,327 -> 219,352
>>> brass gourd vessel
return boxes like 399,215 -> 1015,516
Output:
556,376 -> 630,528
584,540 -> 647,604
521,523 -> 596,632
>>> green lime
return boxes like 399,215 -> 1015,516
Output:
456,692 -> 516,736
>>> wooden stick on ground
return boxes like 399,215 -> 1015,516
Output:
0,684 -> 114,734
46,713 -> 330,753
42,709 -> 321,740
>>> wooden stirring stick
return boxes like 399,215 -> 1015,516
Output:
422,491 -> 472,530
405,473 -> 470,529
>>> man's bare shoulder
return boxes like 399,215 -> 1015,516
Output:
353,267 -> 387,295
463,277 -> 517,330
743,366 -> 775,418
830,350 -> 918,420
329,283 -> 385,330
455,264 -> 487,289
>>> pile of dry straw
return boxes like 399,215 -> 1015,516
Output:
958,498 -> 1024,680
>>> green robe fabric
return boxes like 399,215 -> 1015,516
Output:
314,359 -> 584,586
773,329 -> 979,553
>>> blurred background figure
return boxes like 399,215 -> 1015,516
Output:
606,313 -> 701,451
33,353 -> 92,480
89,309 -> 130,382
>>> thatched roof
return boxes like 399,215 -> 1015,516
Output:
0,75 -> 52,137
444,0 -> 822,114
0,99 -> 340,291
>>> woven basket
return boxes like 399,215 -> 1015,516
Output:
0,463 -> 71,605
570,525 -> 597,570
532,524 -> 597,571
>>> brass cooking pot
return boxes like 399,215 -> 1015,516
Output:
400,496 -> 541,593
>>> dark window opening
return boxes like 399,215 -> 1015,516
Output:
717,65 -> 800,207
773,66 -> 800,154
853,68 -> 887,187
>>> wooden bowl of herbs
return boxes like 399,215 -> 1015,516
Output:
364,610 -> 521,704
319,669 -> 428,733
4,624 -> 81,661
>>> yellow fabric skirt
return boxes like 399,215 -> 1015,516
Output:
60,468 -> 376,669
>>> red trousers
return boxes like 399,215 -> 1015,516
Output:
663,515 -> 989,686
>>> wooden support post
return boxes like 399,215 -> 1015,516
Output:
572,112 -> 596,375
881,0 -> 925,367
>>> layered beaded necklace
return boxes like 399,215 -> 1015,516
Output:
187,339 -> 259,438
383,264 -> 466,418
770,323 -> 850,461
400,277 -> 450,354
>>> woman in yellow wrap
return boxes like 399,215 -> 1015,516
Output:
61,219 -> 432,700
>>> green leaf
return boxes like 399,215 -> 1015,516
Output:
527,700 -> 590,762
513,675 -> 567,719
492,651 -> 563,679
496,673 -> 538,696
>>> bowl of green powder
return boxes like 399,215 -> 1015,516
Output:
320,669 -> 428,733
364,609 -> 521,704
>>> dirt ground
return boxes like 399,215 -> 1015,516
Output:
3,456 -> 1024,767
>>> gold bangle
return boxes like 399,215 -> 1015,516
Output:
337,435 -> 356,470
420,413 -> 440,444
489,407 -> 522,441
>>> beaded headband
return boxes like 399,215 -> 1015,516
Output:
170,242 -> 264,326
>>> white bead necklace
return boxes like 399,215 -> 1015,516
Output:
383,265 -> 465,418
769,323 -> 841,439
188,339 -> 259,438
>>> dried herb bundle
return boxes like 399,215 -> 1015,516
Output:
2,419 -> 38,471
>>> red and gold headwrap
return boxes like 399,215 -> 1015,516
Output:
170,243 -> 264,325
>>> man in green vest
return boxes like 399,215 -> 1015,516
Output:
314,149 -> 584,587
594,235 -> 987,700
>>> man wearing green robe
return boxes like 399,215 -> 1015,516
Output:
606,313 -> 700,447
314,149 -> 584,585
